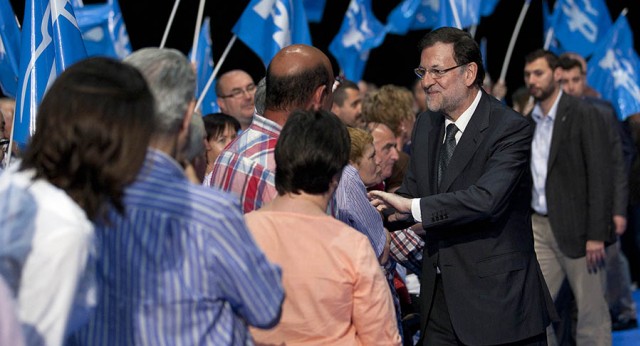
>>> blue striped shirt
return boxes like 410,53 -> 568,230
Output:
69,149 -> 284,346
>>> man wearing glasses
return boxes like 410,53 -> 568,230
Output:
216,69 -> 257,131
369,27 -> 554,345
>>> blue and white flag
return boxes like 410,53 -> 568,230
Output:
329,0 -> 386,81
542,0 -> 561,53
587,15 -> 640,120
303,0 -> 326,23
232,0 -> 311,66
74,0 -> 132,59
0,0 -> 21,97
14,0 -> 87,147
550,0 -> 611,57
71,0 -> 83,7
189,17 -> 219,115
386,0 -> 421,35
439,0 -> 482,29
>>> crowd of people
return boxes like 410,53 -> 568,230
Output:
1,26 -> 639,346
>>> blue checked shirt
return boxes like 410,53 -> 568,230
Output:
69,149 -> 284,346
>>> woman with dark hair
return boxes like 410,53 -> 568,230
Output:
202,112 -> 240,186
0,57 -> 154,345
245,110 -> 400,345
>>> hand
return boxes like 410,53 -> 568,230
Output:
613,215 -> 627,236
368,190 -> 412,221
492,79 -> 507,100
586,240 -> 606,273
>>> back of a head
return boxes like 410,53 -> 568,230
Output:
20,57 -> 155,220
124,48 -> 196,135
418,27 -> 485,88
265,44 -> 333,113
185,114 -> 206,162
254,77 -> 267,115
362,85 -> 413,136
560,52 -> 587,72
275,110 -> 349,195
347,127 -> 373,164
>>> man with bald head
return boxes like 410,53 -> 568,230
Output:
210,44 -> 334,213
216,69 -> 256,131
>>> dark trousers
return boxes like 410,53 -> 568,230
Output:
422,275 -> 547,346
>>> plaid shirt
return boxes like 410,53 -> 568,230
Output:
210,114 -> 280,213
390,228 -> 424,276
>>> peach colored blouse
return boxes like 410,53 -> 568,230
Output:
245,211 -> 401,346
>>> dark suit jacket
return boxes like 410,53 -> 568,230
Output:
532,93 -> 615,258
397,91 -> 554,345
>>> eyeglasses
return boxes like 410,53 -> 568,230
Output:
219,84 -> 257,99
414,63 -> 467,80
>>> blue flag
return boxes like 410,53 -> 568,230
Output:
410,0 -> 440,31
0,0 -> 21,97
232,0 -> 311,66
74,0 -> 132,59
303,0 -> 326,23
542,0 -> 561,53
480,0 -> 500,17
329,0 -> 386,81
587,15 -> 640,120
551,0 -> 611,57
439,0 -> 482,29
14,0 -> 87,147
386,0 -> 421,35
189,17 -> 219,115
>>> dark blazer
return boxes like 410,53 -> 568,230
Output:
398,91 -> 554,345
531,93 -> 615,258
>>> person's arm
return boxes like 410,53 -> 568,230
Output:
389,226 -> 424,276
351,236 -> 401,346
208,205 -> 284,328
19,223 -> 94,346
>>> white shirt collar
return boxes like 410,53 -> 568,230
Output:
444,89 -> 482,134
532,90 -> 563,122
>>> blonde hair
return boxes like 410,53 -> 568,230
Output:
362,84 -> 414,136
347,127 -> 373,164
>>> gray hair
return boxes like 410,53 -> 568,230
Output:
184,113 -> 205,161
254,77 -> 266,115
124,48 -> 196,134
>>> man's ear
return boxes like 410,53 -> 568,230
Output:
553,67 -> 563,83
310,84 -> 327,111
464,62 -> 478,87
216,98 -> 225,112
180,100 -> 196,136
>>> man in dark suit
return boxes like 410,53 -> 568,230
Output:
524,49 -> 614,345
369,27 -> 554,345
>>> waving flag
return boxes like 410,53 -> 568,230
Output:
587,15 -> 640,120
387,0 -> 439,34
0,0 -> 21,97
14,0 -> 87,147
329,0 -> 386,81
550,0 -> 611,57
232,0 -> 311,66
480,0 -> 500,17
189,17 -> 219,115
74,0 -> 132,59
303,0 -> 326,23
439,0 -> 482,29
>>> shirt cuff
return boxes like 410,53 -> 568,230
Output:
411,198 -> 422,223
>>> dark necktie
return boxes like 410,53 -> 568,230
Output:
438,123 -> 459,187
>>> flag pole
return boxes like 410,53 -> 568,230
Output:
448,0 -> 462,29
160,0 -> 181,48
499,0 -> 531,82
190,0 -> 207,63
196,35 -> 237,111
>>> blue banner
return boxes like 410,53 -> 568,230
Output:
329,0 -> 386,81
74,0 -> 132,59
303,0 -> 326,23
386,0 -> 421,35
188,17 -> 219,115
232,0 -> 311,66
587,15 -> 640,120
551,0 -> 612,57
0,0 -> 21,97
439,0 -> 482,29
14,0 -> 87,147
480,0 -> 500,17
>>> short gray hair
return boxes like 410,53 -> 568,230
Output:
254,77 -> 266,115
185,113 -> 205,161
124,48 -> 196,134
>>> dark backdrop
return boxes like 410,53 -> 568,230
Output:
7,0 -> 640,104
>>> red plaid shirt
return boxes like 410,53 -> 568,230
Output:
210,114 -> 280,213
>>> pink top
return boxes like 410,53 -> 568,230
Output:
245,211 -> 400,346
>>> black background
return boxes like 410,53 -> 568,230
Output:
7,0 -> 640,104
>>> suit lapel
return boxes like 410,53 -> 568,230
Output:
547,94 -> 570,171
439,92 -> 490,192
